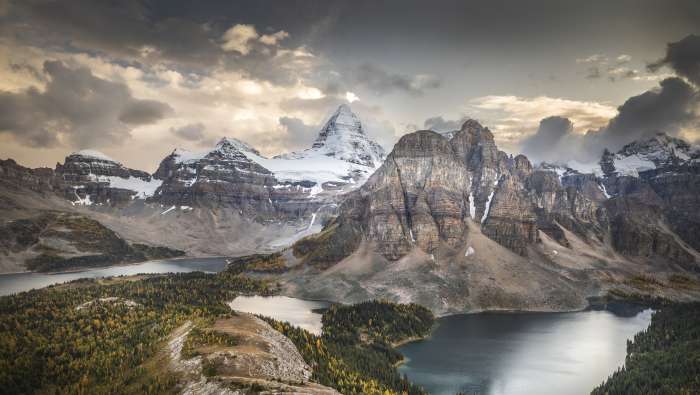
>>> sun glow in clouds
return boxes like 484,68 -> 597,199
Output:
346,91 -> 360,103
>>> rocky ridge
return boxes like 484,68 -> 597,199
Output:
257,122 -> 700,314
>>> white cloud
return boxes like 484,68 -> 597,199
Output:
221,25 -> 291,55
221,24 -> 259,55
616,54 -> 632,64
346,91 -> 359,103
296,86 -> 325,100
467,95 -> 617,150
260,30 -> 289,45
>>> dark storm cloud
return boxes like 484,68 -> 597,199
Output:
6,0 -> 221,69
171,123 -> 206,141
520,116 -> 574,163
423,116 -> 470,132
119,100 -> 173,124
648,34 -> 700,86
0,60 -> 172,148
354,63 -> 440,96
9,62 -> 45,82
523,77 -> 699,163
587,77 -> 697,149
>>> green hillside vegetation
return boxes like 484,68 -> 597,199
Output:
263,300 -> 434,395
592,302 -> 700,394
0,271 -> 271,394
0,211 -> 184,272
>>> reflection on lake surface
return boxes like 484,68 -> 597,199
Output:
229,295 -> 330,335
398,309 -> 652,395
0,257 -> 228,296
1,259 -> 653,395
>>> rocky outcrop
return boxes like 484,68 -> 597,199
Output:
339,130 -> 471,259
55,150 -> 162,206
0,159 -> 58,195
153,138 -> 277,217
330,121 -> 566,258
168,316 -> 340,395
599,133 -> 700,261
304,122 -> 699,269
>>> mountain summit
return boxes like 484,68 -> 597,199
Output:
600,132 -> 700,177
277,104 -> 385,168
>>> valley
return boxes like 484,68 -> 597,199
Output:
2,3 -> 700,394
2,100 -> 700,395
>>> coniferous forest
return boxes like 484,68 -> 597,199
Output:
0,272 -> 271,394
0,270 -> 436,395
264,300 -> 435,395
592,302 -> 700,395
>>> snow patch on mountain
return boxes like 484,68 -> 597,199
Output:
172,148 -> 206,164
602,133 -> 700,177
275,104 -> 385,169
72,149 -> 118,163
162,105 -> 385,194
106,176 -> 162,199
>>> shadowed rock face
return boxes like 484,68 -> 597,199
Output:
56,152 -> 159,206
1,153 -> 160,207
336,121 -> 540,259
327,121 -> 699,266
150,105 -> 386,221
152,138 -> 277,216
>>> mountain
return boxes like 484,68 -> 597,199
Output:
0,104 -> 388,270
276,104 -> 385,168
2,111 -> 700,314
251,121 -> 700,314
58,150 -> 163,205
152,105 -> 384,216
599,133 -> 700,255
600,133 -> 700,177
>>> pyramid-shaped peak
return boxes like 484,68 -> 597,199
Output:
214,137 -> 261,156
275,104 -> 385,167
322,104 -> 363,136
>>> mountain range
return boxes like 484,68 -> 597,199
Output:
1,105 -> 699,313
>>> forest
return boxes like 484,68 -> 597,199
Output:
592,302 -> 700,395
0,271 -> 271,394
0,269 -> 435,395
264,300 -> 434,395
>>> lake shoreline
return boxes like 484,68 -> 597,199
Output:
396,308 -> 654,395
0,257 -> 230,297
0,254 -> 228,276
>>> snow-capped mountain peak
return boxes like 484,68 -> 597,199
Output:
601,133 -> 700,177
213,137 -> 262,157
69,149 -> 119,164
276,104 -> 386,168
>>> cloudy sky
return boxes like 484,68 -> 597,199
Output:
0,0 -> 699,171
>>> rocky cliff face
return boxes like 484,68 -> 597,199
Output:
151,105 -> 385,222
313,122 -> 698,270
0,159 -> 57,195
152,138 -> 277,217
0,150 -> 162,207
599,133 -> 700,261
332,121 -> 552,259
56,150 -> 162,206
